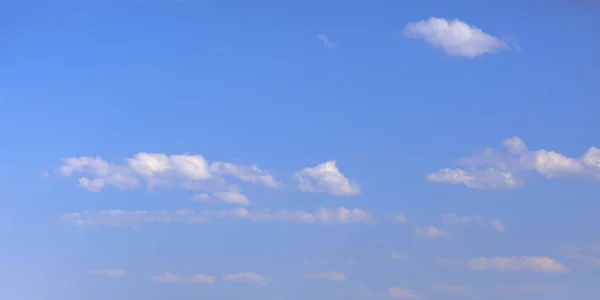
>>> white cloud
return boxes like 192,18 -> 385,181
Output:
467,256 -> 568,273
58,154 -> 278,194
60,210 -> 208,228
502,136 -> 528,154
392,252 -> 408,261
304,272 -> 346,281
428,168 -> 523,189
403,17 -> 508,57
88,269 -> 127,277
209,162 -> 281,188
391,213 -> 407,223
490,218 -> 504,233
206,207 -> 373,225
389,287 -> 420,298
415,225 -> 448,239
78,177 -> 106,192
295,160 -> 360,196
223,272 -> 268,285
317,34 -> 337,49
429,136 -> 600,189
212,191 -> 250,206
433,283 -> 472,294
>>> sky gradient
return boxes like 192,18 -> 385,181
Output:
1,0 -> 599,299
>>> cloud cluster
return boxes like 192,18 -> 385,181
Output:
403,17 -> 508,57
60,207 -> 373,228
428,136 -> 600,189
58,155 -> 361,198
59,154 -> 278,198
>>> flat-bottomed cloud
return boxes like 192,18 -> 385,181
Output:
403,17 -> 508,57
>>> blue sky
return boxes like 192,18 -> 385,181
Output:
1,0 -> 599,299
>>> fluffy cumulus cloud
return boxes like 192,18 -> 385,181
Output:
88,269 -> 127,277
58,153 -> 281,200
223,272 -> 268,285
467,256 -> 568,273
389,287 -> 420,298
428,136 -> 600,189
151,272 -> 215,284
403,17 -> 508,57
295,160 -> 360,196
60,207 -> 373,227
304,272 -> 346,281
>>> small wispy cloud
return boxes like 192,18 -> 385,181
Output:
317,34 -> 337,49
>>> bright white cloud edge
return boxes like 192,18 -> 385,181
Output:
403,17 -> 508,57
428,136 -> 600,189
